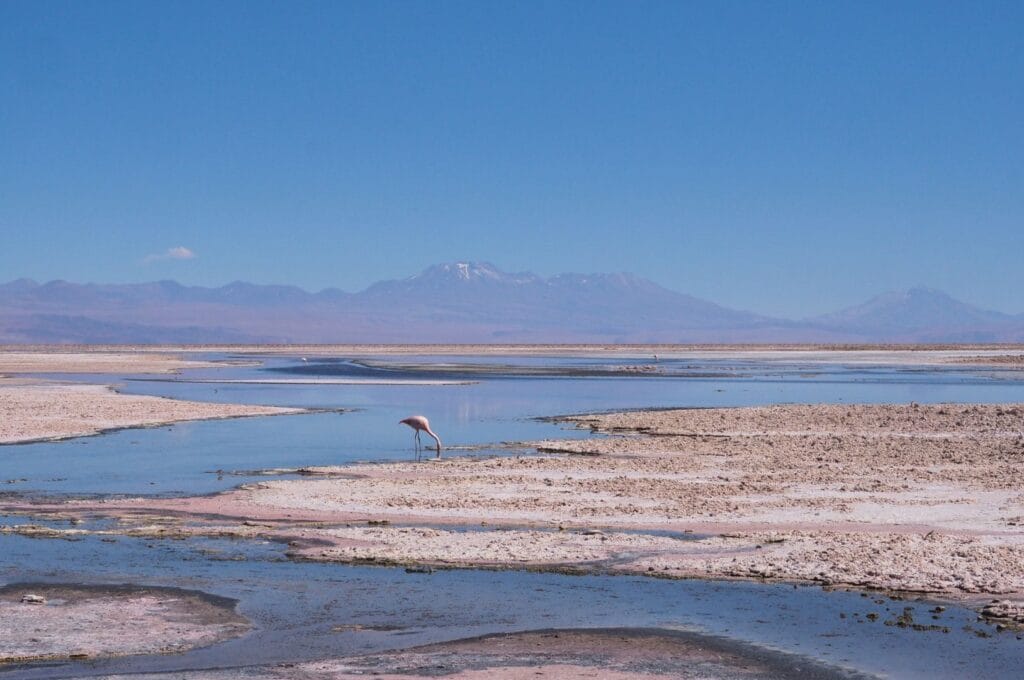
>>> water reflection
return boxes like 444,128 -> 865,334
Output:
6,354 -> 1024,497
0,528 -> 1019,680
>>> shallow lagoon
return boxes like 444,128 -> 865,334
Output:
2,353 -> 1024,677
8,353 -> 1024,497
1,525 -> 1021,680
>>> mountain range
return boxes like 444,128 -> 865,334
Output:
1,262 -> 1022,343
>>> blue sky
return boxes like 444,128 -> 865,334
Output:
1,1 -> 1021,317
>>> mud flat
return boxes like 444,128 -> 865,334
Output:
18,402 -> 1020,620
0,583 -> 248,664
184,343 -> 1024,367
229,403 -> 1024,598
311,628 -> 867,680
0,383 -> 305,444
952,354 -> 1024,367
15,343 -> 1022,362
87,628 -> 863,679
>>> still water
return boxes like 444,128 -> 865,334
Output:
2,353 -> 1023,678
9,353 -> 1024,497
2,525 -> 1019,680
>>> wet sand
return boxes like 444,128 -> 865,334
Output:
89,628 -> 862,679
0,584 -> 248,663
329,628 -> 865,680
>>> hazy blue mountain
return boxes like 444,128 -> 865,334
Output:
355,262 -> 779,335
3,278 -> 319,307
1,265 -> 1020,343
0,314 -> 270,344
809,287 -> 1024,342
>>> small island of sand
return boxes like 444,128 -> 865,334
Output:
0,350 -> 304,444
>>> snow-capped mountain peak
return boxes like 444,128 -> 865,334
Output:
407,261 -> 539,285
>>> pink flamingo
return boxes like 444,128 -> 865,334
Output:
399,415 -> 442,459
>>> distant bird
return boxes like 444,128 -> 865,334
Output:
301,357 -> 308,362
399,415 -> 442,460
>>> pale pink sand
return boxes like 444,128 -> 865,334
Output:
0,350 -> 225,374
0,584 -> 248,663
0,383 -> 304,444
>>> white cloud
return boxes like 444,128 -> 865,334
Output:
166,246 -> 196,259
143,246 -> 197,264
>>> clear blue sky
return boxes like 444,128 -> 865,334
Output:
1,1 -> 1021,317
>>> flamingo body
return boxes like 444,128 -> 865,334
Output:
400,415 -> 442,459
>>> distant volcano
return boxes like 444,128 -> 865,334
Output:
808,287 -> 1023,342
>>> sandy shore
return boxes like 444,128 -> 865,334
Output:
0,350 -> 304,444
0,383 -> 304,444
0,350 -> 230,375
231,403 -> 1024,596
0,584 -> 248,663
13,402 -> 1022,621
6,343 -> 1023,364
